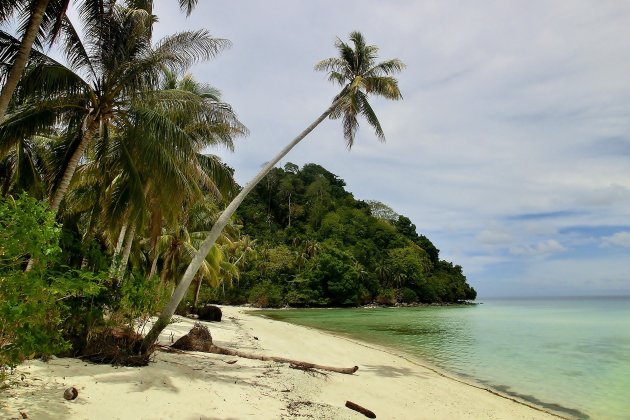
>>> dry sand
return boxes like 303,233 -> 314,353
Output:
1,306 -> 566,419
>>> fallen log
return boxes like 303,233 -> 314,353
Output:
345,400 -> 376,418
171,323 -> 358,375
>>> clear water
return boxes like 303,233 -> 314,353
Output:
257,297 -> 630,419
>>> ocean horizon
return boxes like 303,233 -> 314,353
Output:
257,296 -> 630,419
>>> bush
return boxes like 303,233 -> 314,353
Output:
375,288 -> 396,305
115,272 -> 170,328
0,194 -> 103,370
248,282 -> 283,308
400,287 -> 418,303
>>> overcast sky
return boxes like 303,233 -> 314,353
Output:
96,1 -> 630,296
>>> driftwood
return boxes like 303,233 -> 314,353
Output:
345,400 -> 376,418
171,323 -> 358,375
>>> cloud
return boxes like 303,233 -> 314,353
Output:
601,231 -> 630,248
145,1 -> 630,296
477,229 -> 513,246
510,240 -> 567,257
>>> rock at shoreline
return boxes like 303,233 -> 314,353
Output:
196,305 -> 222,322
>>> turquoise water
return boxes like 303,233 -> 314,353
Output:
257,297 -> 630,419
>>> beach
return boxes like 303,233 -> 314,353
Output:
1,306 -> 564,419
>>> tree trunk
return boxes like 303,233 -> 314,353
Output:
49,118 -> 98,213
117,221 -> 136,280
192,277 -> 202,309
0,0 -> 50,122
148,253 -> 159,279
288,192 -> 291,228
141,97 -> 344,352
109,221 -> 128,277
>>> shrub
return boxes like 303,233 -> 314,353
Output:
115,272 -> 170,328
0,194 -> 103,370
248,282 -> 283,308
375,288 -> 396,305
400,287 -> 418,303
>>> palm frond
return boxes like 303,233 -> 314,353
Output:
18,62 -> 90,101
357,91 -> 385,142
195,153 -> 238,199
56,15 -> 97,78
178,0 -> 198,16
363,76 -> 403,100
0,99 -> 80,157
367,59 -> 406,77
109,30 -> 228,99
0,2 -> 21,22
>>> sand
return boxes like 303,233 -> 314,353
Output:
0,306 -> 565,419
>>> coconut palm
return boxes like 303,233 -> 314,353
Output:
0,0 -> 202,122
142,31 -> 405,350
0,4 -> 229,214
149,197 -> 238,309
64,73 -> 245,278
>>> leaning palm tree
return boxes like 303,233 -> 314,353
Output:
142,31 -> 405,350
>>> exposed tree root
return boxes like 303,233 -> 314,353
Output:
171,323 -> 359,375
81,326 -> 154,366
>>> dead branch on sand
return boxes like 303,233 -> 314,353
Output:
170,323 -> 359,375
345,400 -> 376,418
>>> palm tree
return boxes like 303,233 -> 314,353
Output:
64,71 -> 245,278
142,31 -> 405,350
0,0 -> 201,122
0,4 -> 229,214
148,197 -> 237,309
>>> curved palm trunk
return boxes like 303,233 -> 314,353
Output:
49,119 -> 98,213
141,98 -> 343,352
0,0 -> 50,122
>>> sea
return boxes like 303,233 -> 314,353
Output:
256,297 -> 630,419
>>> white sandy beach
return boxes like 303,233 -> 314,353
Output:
1,306 -> 564,419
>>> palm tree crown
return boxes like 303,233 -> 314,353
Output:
315,31 -> 404,147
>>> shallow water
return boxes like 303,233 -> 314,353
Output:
257,297 -> 630,419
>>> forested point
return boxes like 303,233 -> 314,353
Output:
200,162 -> 477,308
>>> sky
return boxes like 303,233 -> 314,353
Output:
72,1 -> 630,297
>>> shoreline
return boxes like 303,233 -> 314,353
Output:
1,306 -> 572,419
252,307 -> 585,419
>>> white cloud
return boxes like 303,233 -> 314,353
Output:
510,240 -> 567,257
144,0 -> 630,295
601,231 -> 630,248
477,229 -> 513,247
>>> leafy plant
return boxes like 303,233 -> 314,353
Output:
0,194 -> 103,370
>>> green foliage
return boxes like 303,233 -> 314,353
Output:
235,163 -> 476,307
400,287 -> 418,303
375,288 -> 397,305
248,282 -> 283,308
116,273 -> 170,326
0,194 -> 103,369
386,245 -> 431,288
306,245 -> 359,306
0,193 -> 60,270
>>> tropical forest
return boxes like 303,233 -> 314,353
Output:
0,1 -> 474,372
